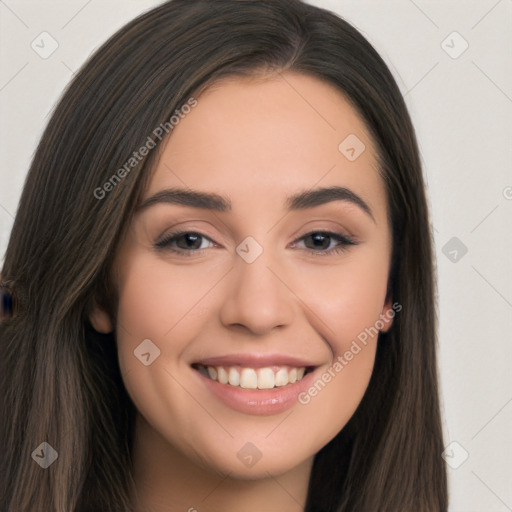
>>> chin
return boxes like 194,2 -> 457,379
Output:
185,438 -> 315,481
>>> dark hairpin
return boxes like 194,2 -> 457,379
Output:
0,281 -> 16,322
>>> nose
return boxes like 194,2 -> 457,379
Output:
219,247 -> 295,336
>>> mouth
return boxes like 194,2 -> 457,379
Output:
192,363 -> 314,390
190,355 -> 319,415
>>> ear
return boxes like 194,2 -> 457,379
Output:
379,294 -> 395,333
88,298 -> 114,334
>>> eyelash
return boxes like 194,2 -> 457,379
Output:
154,230 -> 357,256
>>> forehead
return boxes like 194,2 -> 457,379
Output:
144,71 -> 385,219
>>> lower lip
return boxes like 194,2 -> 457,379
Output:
194,368 -> 316,416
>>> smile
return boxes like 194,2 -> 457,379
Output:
191,355 -> 319,415
195,364 -> 309,389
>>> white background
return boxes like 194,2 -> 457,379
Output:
1,1 -> 511,510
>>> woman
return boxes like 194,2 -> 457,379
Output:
0,0 -> 448,510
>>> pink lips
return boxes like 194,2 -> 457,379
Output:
191,353 -> 318,416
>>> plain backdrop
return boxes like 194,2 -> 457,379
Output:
1,1 -> 511,510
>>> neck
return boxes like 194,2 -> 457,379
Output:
130,413 -> 313,512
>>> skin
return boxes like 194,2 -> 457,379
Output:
90,70 -> 394,512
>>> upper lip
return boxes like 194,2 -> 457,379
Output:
193,353 -> 318,369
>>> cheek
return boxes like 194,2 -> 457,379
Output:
294,351 -> 375,453
112,255 -> 222,444
290,243 -> 390,352
113,253 -> 228,412
115,254 -> 222,354
271,245 -> 389,437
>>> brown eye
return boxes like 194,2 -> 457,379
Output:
295,231 -> 357,255
304,233 -> 332,250
155,231 -> 214,254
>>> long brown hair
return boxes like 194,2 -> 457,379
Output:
0,1 -> 448,510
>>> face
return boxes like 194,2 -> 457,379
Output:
91,71 -> 394,479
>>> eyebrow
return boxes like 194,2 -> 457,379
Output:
137,185 -> 375,223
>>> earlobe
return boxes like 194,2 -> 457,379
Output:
379,296 -> 395,333
88,300 -> 114,334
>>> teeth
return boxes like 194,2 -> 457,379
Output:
240,368 -> 257,389
217,367 -> 228,384
198,364 -> 308,389
274,368 -> 288,387
257,368 -> 275,389
228,367 -> 240,386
